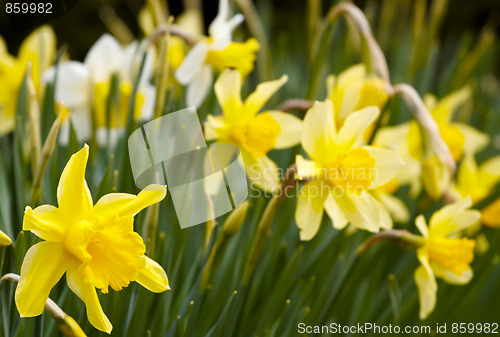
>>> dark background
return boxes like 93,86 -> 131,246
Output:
1,0 -> 499,63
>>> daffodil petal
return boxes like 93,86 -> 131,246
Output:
295,155 -> 322,180
431,86 -> 470,124
204,115 -> 229,141
373,122 -> 412,154
0,229 -> 11,246
175,42 -> 209,85
301,100 -> 336,163
431,263 -> 473,285
15,242 -> 69,317
336,106 -> 379,152
23,205 -> 66,242
295,180 -> 329,240
379,193 -> 410,223
214,69 -> 242,118
335,191 -> 386,232
415,214 -> 428,238
186,64 -> 213,108
414,262 -> 437,320
454,122 -> 489,156
324,194 -> 348,230
136,256 -> 170,293
242,152 -> 281,193
362,146 -> 405,189
44,61 -> 90,108
429,197 -> 480,236
66,261 -> 112,333
244,75 -> 288,116
84,33 -> 124,82
57,144 -> 93,220
266,110 -> 302,149
93,184 -> 167,218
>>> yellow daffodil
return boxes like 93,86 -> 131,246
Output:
16,145 -> 169,333
0,229 -> 11,246
44,34 -> 156,146
374,86 -> 489,199
326,64 -> 388,139
294,100 -> 404,240
413,197 -> 479,319
175,0 -> 259,108
204,69 -> 302,193
0,26 -> 56,136
451,154 -> 500,205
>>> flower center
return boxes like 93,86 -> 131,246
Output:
323,147 -> 375,195
93,81 -> 145,128
428,235 -> 475,276
206,39 -> 259,77
64,215 -> 146,293
230,112 -> 280,157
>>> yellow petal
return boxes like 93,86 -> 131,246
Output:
0,229 -> 11,246
15,242 -> 69,317
242,152 -> 281,193
301,100 -> 336,163
57,144 -> 93,221
362,146 -> 404,189
415,214 -> 428,238
429,197 -> 480,236
335,106 -> 380,153
214,69 -> 243,120
421,156 -> 451,200
266,111 -> 302,149
482,198 -> 500,227
479,155 -> 500,187
295,155 -> 322,180
295,180 -> 329,240
431,263 -> 473,285
93,184 -> 167,218
66,261 -> 112,333
23,205 -> 66,242
414,260 -> 437,320
204,115 -> 229,141
454,122 -> 489,156
324,194 -> 348,230
244,75 -> 288,116
378,193 -> 410,223
136,256 -> 170,292
335,191 -> 388,232
430,86 -> 471,124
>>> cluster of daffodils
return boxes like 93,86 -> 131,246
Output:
2,0 -> 499,332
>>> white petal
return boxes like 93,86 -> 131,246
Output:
186,65 -> 213,108
175,42 -> 209,85
84,33 -> 124,82
44,61 -> 91,109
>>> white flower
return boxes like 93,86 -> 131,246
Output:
175,0 -> 244,108
44,34 -> 156,146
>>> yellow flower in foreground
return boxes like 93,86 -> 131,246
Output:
294,100 -> 404,240
16,145 -> 169,333
374,86 -> 489,199
0,26 -> 56,136
204,69 -> 302,193
413,197 -> 479,319
0,229 -> 11,246
452,154 -> 500,205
